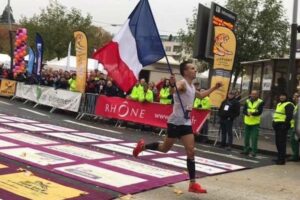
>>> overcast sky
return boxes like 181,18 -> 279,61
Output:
0,0 -> 297,35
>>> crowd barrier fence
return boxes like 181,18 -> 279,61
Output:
76,93 -> 99,120
11,82 -> 82,113
7,81 -> 274,136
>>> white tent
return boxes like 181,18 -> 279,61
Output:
0,54 -> 11,69
197,70 -> 209,78
45,56 -> 107,74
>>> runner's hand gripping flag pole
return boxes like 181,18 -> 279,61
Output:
93,0 -> 187,117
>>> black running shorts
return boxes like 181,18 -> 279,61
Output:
167,123 -> 193,139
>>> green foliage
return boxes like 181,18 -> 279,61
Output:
178,0 -> 289,79
226,0 -> 289,62
177,8 -> 198,56
19,1 -> 112,60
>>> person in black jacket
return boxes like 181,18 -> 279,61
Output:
218,90 -> 240,150
104,80 -> 119,97
272,92 -> 294,165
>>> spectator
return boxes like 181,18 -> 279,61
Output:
159,79 -> 172,104
138,83 -> 154,103
149,81 -> 158,101
86,75 -> 97,93
129,79 -> 144,101
97,79 -> 106,94
218,90 -> 240,150
104,80 -> 119,97
68,73 -> 77,92
193,88 -> 211,143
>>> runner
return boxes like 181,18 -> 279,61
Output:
132,61 -> 222,194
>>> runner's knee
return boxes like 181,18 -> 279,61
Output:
186,147 -> 195,159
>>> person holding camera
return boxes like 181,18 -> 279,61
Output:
218,90 -> 240,150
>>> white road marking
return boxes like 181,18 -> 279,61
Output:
0,101 -> 12,105
20,108 -> 48,116
64,120 -> 122,134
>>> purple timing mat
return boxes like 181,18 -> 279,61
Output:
0,132 -> 189,195
0,160 -> 114,200
0,113 -> 245,195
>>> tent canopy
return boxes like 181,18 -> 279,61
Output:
45,56 -> 107,74
0,54 -> 11,68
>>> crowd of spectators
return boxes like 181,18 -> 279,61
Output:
0,64 -> 177,104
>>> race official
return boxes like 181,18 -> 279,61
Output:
288,92 -> 299,162
272,92 -> 294,165
241,90 -> 264,157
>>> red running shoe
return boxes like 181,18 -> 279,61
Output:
133,139 -> 145,157
188,183 -> 207,193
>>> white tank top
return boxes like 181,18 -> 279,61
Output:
168,79 -> 195,125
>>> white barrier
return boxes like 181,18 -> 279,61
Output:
13,82 -> 82,112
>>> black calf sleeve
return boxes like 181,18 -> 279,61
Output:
187,158 -> 196,180
145,142 -> 159,150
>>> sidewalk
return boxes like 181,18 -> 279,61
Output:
129,162 -> 300,200
206,124 -> 292,156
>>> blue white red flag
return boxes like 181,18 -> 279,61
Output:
93,0 -> 165,92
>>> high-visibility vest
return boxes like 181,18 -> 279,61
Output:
159,87 -> 171,104
244,98 -> 263,125
138,89 -> 154,103
273,102 -> 292,122
193,97 -> 211,110
130,85 -> 143,101
291,104 -> 297,128
68,78 -> 77,92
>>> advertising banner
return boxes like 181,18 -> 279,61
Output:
210,70 -> 231,107
0,172 -> 84,200
210,27 -> 236,107
37,88 -> 82,112
74,31 -> 88,93
95,96 -> 210,133
35,33 -> 44,75
14,83 -> 82,112
15,82 -> 37,102
212,26 -> 236,71
0,79 -> 16,97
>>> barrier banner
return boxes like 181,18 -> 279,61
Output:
37,88 -> 82,112
95,96 -> 209,133
0,79 -> 16,97
15,82 -> 37,102
14,82 -> 82,112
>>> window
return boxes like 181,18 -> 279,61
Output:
252,64 -> 262,91
173,45 -> 181,52
165,46 -> 171,52
261,62 -> 273,108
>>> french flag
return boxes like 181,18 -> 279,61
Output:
93,0 -> 165,92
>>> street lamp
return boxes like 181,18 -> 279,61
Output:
287,0 -> 298,97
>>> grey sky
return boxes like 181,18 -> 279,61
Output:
0,0 -> 297,35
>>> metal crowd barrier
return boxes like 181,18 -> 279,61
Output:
76,93 -> 99,120
206,107 -> 244,146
